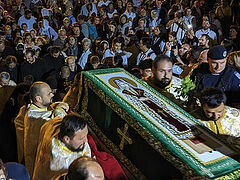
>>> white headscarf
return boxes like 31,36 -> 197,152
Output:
41,19 -> 50,34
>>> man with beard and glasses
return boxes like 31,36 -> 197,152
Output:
144,55 -> 187,103
33,113 -> 127,180
22,81 -> 69,177
192,87 -> 240,149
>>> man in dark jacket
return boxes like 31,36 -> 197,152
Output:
20,49 -> 46,82
192,45 -> 240,106
42,46 -> 65,79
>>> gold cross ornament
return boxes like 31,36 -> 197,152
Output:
117,123 -> 133,150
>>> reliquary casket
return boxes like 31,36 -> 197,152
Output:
78,68 -> 240,180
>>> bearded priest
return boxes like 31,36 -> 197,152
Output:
33,113 -> 127,180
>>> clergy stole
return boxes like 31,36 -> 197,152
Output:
33,117 -> 128,180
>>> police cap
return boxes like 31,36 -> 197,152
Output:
208,45 -> 227,60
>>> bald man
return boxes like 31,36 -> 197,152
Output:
57,156 -> 104,180
21,81 -> 69,177
69,157 -> 104,180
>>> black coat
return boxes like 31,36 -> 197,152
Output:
42,54 -> 65,80
0,46 -> 16,62
20,58 -> 46,82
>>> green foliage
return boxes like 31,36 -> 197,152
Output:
174,76 -> 196,100
181,76 -> 196,94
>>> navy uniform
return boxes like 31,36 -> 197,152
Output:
193,45 -> 240,106
199,69 -> 240,91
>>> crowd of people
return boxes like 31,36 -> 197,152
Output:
0,0 -> 240,179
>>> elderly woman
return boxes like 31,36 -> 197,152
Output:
77,38 -> 92,69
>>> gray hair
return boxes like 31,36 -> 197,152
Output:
82,38 -> 91,45
0,72 -> 10,81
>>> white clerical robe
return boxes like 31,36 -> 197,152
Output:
50,138 -> 91,171
200,106 -> 240,148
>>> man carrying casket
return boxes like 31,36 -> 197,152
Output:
192,87 -> 240,149
33,113 -> 127,180
144,55 -> 187,104
20,82 -> 69,176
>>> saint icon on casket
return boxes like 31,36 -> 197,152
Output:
109,77 -> 222,154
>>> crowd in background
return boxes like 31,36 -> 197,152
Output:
0,0 -> 239,178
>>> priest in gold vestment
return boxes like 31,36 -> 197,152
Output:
144,55 -> 188,107
17,82 -> 69,177
192,87 -> 240,149
33,113 -> 127,180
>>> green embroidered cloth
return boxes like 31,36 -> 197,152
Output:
82,68 -> 240,179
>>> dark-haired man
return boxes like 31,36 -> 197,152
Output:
136,37 -> 156,66
43,46 -> 65,79
123,34 -> 139,69
170,43 -> 191,65
22,81 -> 69,177
33,113 -> 127,180
198,34 -> 210,49
20,49 -> 45,82
77,15 -> 89,38
103,37 -> 128,67
72,25 -> 85,46
195,20 -> 217,44
193,87 -> 240,148
154,0 -> 168,25
144,55 -> 186,102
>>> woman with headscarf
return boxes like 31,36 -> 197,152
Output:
38,19 -> 58,41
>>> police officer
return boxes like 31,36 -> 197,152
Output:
193,45 -> 240,106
